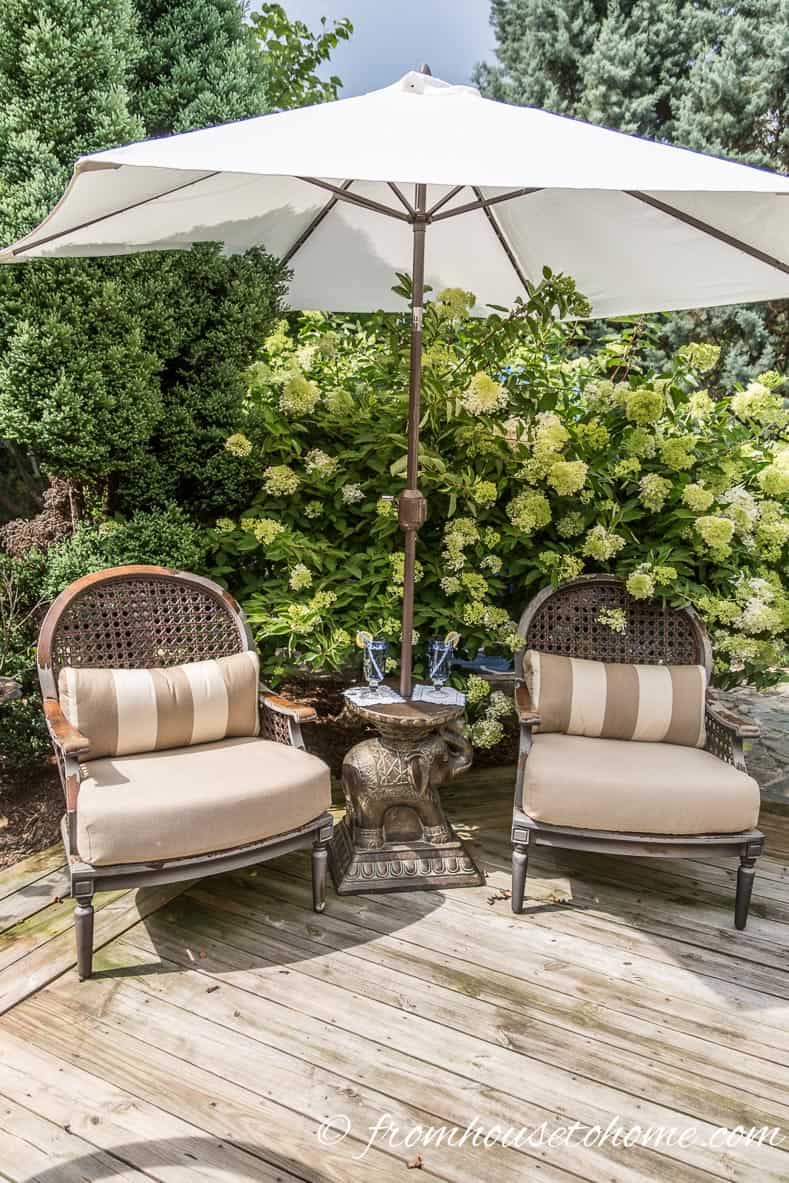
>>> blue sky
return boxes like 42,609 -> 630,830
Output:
277,1 -> 496,96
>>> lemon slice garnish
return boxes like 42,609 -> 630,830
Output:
355,629 -> 374,649
444,630 -> 460,647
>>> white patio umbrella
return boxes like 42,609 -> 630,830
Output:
5,66 -> 789,695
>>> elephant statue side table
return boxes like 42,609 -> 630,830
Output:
329,697 -> 484,894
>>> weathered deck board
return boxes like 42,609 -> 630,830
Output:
0,1092 -> 151,1182
17,953 -> 722,1183
124,900 -> 789,1126
1,768 -> 788,1182
215,866 -> 789,1026
760,815 -> 789,861
4,992 -> 524,1183
0,845 -> 65,902
0,1029 -> 307,1182
285,834 -> 789,969
0,880 -> 190,1015
142,886 -> 789,1105
488,835 -> 789,928
189,867 -> 789,1069
0,866 -> 70,935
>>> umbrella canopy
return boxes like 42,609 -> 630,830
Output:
5,67 -> 789,694
4,69 -> 789,314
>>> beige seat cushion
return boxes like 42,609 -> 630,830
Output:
524,733 -> 759,835
76,737 -> 331,866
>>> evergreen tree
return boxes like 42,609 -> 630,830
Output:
0,1 -> 155,518
477,0 -> 788,384
0,0 -> 144,245
132,0 -> 266,136
0,1 -> 346,527
475,1 -> 606,112
665,0 -> 789,383
577,0 -> 713,141
477,0 -> 717,135
677,0 -> 789,171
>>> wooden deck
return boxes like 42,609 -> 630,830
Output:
1,766 -> 789,1182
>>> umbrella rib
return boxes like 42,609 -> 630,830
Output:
472,186 -> 530,292
388,183 -> 416,216
426,185 -> 466,218
431,187 -> 541,222
627,191 -> 789,277
8,171 -> 222,257
297,177 -> 411,221
281,179 -> 354,265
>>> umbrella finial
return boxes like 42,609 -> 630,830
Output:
418,63 -> 432,76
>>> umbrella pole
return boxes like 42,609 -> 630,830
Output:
398,182 -> 428,699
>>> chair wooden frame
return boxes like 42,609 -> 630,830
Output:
511,574 -> 764,929
37,565 -> 333,979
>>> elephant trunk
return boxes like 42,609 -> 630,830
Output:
441,719 -> 473,778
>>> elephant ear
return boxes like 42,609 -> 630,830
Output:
406,750 -> 432,795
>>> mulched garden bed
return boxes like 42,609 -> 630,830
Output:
0,758 -> 62,869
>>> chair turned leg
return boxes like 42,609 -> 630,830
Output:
312,842 -> 328,913
75,898 -> 95,980
735,856 -> 757,930
512,842 -> 529,914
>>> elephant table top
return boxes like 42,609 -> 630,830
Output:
343,696 -> 465,742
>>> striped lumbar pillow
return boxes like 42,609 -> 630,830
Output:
523,650 -> 706,748
58,651 -> 260,760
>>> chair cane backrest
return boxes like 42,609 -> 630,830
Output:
518,574 -> 712,680
37,565 -> 253,698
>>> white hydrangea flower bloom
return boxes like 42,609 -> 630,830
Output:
305,448 -> 338,477
341,483 -> 364,504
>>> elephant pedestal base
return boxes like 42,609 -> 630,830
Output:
330,815 -> 484,894
329,698 -> 484,895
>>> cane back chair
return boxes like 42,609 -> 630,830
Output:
512,574 -> 764,928
38,565 -> 333,979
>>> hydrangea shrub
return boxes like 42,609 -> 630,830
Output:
208,274 -> 789,745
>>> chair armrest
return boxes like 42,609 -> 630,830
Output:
705,698 -> 760,739
259,689 -> 317,751
43,699 -> 88,825
43,698 -> 90,755
515,683 -> 541,728
259,690 -> 318,722
704,700 -> 757,772
513,684 -> 539,814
